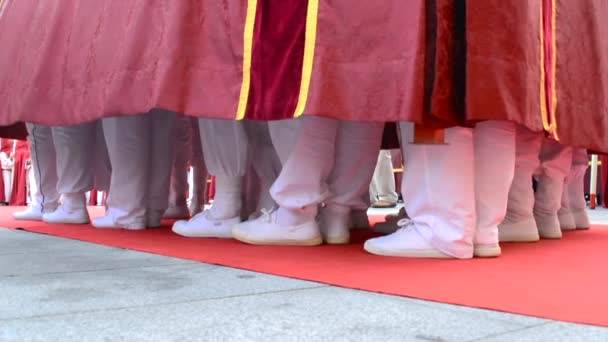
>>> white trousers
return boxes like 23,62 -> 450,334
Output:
369,150 -> 399,204
564,148 -> 589,213
399,123 -> 475,258
2,169 -> 11,202
169,116 -> 196,208
102,111 -> 177,224
51,123 -> 97,196
503,126 -> 544,223
26,124 -> 60,210
244,120 -> 282,211
269,117 -> 383,220
198,119 -> 249,218
535,138 -> 573,219
473,121 -> 516,245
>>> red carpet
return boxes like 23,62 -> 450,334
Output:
2,206 -> 607,327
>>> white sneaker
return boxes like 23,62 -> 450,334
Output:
42,206 -> 90,225
232,208 -> 322,246
374,207 -> 409,235
364,219 -> 452,258
163,205 -> 191,220
558,209 -> 576,231
92,210 -> 146,231
349,209 -> 370,230
172,211 -> 240,238
572,209 -> 591,230
318,206 -> 350,245
13,205 -> 47,221
498,217 -> 540,242
147,209 -> 165,228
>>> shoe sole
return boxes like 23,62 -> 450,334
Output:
172,229 -> 233,239
473,246 -> 501,258
539,231 -> 563,239
232,233 -> 323,246
363,242 -> 452,259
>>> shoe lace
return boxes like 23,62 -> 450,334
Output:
396,218 -> 415,232
259,207 -> 277,223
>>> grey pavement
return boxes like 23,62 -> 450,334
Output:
1,208 -> 608,341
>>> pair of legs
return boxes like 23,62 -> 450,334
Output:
93,110 -> 176,230
369,150 -> 399,208
14,122 -> 104,224
232,116 -> 384,246
366,121 -> 516,259
499,126 -> 579,241
164,116 -> 207,219
173,119 -> 282,238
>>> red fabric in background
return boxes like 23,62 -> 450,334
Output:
9,140 -> 29,206
245,0 -> 307,120
602,155 -> 608,208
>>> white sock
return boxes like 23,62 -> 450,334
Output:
209,175 -> 242,219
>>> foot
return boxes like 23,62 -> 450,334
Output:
318,206 -> 350,245
558,209 -> 576,231
163,205 -> 191,220
232,208 -> 322,246
364,219 -> 452,258
42,206 -> 90,225
92,210 -> 146,230
172,211 -> 240,238
473,243 -> 501,258
571,209 -> 591,230
498,217 -> 540,242
371,200 -> 397,209
349,209 -> 370,230
13,205 -> 46,221
534,212 -> 563,239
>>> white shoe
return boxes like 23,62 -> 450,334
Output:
364,219 -> 452,258
318,206 -> 350,245
42,206 -> 90,225
498,217 -> 540,242
473,243 -> 501,258
558,209 -> 576,231
13,205 -> 46,221
374,207 -> 409,235
163,205 -> 191,220
349,209 -> 370,230
147,209 -> 165,228
534,213 -> 563,239
172,211 -> 240,238
572,209 -> 591,230
232,208 -> 322,246
92,211 -> 146,231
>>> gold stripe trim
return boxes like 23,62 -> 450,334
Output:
539,3 -> 551,133
293,0 -> 320,118
550,0 -> 559,140
235,0 -> 258,120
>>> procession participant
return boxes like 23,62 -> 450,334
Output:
561,148 -> 591,230
172,120 -> 249,238
13,125 -> 60,220
94,110 -> 176,230
42,122 -> 106,224
0,139 -> 14,203
232,116 -> 383,246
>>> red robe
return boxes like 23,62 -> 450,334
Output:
0,1 -> 606,151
